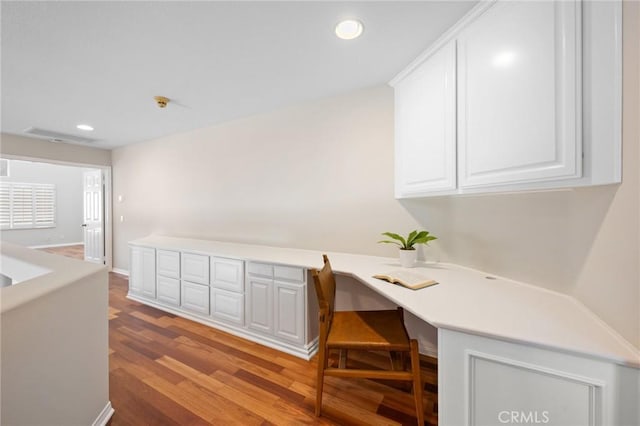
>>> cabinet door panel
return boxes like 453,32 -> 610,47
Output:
211,288 -> 244,325
181,253 -> 210,285
274,281 -> 305,344
157,276 -> 180,306
129,247 -> 143,294
180,281 -> 210,315
395,40 -> 457,196
457,1 -> 581,188
246,277 -> 273,334
157,250 -> 180,279
140,247 -> 156,299
211,257 -> 244,293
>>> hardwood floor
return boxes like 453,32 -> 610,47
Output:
38,243 -> 85,259
40,245 -> 439,425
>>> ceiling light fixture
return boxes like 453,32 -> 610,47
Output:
76,124 -> 94,131
335,19 -> 364,40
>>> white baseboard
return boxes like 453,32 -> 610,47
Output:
28,242 -> 84,249
111,268 -> 129,277
92,401 -> 114,426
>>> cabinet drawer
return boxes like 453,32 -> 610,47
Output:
157,276 -> 180,306
247,262 -> 273,278
211,257 -> 244,293
157,249 -> 180,279
274,265 -> 305,283
181,253 -> 210,285
211,288 -> 244,325
181,281 -> 210,315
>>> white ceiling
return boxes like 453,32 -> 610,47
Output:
2,1 -> 476,149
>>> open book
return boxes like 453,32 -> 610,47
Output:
372,270 -> 438,290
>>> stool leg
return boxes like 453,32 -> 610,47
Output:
410,340 -> 424,425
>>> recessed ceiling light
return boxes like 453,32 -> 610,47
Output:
76,124 -> 94,131
335,19 -> 364,40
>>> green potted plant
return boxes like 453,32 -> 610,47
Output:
378,230 -> 437,268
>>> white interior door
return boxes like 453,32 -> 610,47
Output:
83,170 -> 104,263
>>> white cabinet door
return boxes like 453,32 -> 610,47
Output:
181,281 -> 210,315
273,281 -> 305,344
157,249 -> 180,279
211,257 -> 244,293
211,288 -> 244,325
129,247 -> 143,294
457,1 -> 581,188
157,276 -> 180,307
395,40 -> 457,197
181,253 -> 210,285
246,276 -> 273,334
130,246 -> 156,298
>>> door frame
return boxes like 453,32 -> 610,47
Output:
1,154 -> 113,270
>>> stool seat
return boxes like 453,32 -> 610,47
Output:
328,310 -> 411,350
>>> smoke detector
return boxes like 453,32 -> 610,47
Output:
154,96 -> 169,108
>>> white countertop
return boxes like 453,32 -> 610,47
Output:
130,235 -> 640,367
1,243 -> 107,313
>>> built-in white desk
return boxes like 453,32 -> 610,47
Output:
129,235 -> 640,425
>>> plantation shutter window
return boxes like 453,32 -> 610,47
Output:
0,182 -> 56,229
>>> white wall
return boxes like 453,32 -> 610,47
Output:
111,5 -> 639,350
0,160 -> 92,247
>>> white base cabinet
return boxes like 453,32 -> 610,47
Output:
246,262 -> 307,346
438,329 -> 640,426
127,244 -> 318,359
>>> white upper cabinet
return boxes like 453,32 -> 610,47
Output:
457,1 -> 581,188
394,39 -> 457,197
391,0 -> 621,197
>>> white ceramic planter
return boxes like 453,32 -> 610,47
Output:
399,249 -> 417,268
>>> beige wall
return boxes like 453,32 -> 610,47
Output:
0,133 -> 111,166
112,85 -> 422,269
571,0 -> 640,352
112,5 -> 639,350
